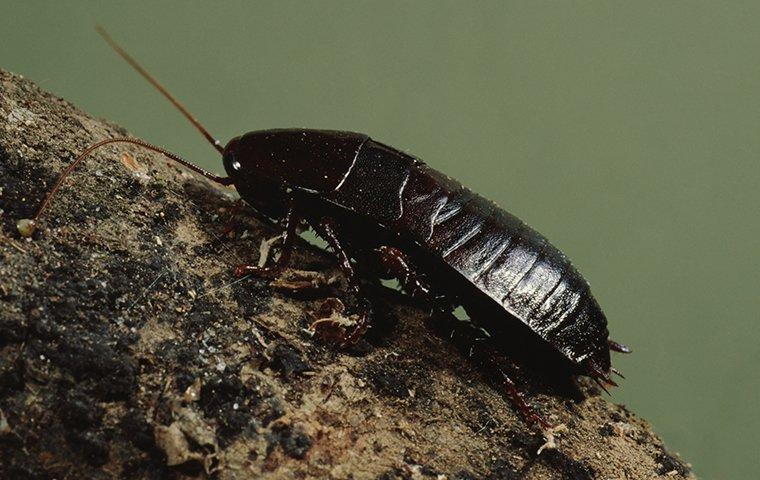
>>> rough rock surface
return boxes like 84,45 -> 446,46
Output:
0,69 -> 695,479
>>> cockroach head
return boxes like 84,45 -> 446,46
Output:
221,128 -> 367,219
221,136 -> 246,182
222,135 -> 289,220
223,129 -> 367,193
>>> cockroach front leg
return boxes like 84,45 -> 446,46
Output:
309,217 -> 372,347
233,201 -> 298,278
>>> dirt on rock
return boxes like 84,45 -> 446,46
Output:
0,69 -> 694,479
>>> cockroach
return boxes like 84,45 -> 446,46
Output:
18,28 -> 629,429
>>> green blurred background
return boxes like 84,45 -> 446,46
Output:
2,2 -> 758,477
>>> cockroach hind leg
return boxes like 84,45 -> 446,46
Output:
499,369 -> 553,431
608,339 -> 632,354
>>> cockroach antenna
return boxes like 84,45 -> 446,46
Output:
17,138 -> 233,237
17,27 -> 233,238
95,26 -> 225,154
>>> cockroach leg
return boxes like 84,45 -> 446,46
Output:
314,217 -> 360,293
311,217 -> 371,347
312,244 -> 436,347
374,243 -> 561,430
608,339 -> 632,354
369,245 -> 455,314
496,366 -> 553,430
436,310 -> 552,430
233,201 -> 298,278
472,328 -> 552,429
373,245 -> 432,299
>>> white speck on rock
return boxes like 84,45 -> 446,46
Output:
7,106 -> 38,126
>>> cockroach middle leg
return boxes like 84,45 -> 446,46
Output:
314,218 -> 360,293
233,201 -> 298,278
310,217 -> 372,346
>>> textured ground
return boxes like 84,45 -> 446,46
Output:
0,69 -> 695,479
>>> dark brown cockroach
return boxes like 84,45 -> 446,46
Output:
20,28 -> 629,429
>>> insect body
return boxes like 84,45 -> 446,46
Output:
22,29 -> 628,429
225,129 -> 615,375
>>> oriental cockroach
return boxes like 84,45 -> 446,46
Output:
19,28 -> 629,429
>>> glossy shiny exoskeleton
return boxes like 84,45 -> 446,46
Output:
25,29 -> 628,429
224,129 -> 616,375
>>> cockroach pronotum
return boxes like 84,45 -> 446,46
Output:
18,28 -> 629,430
